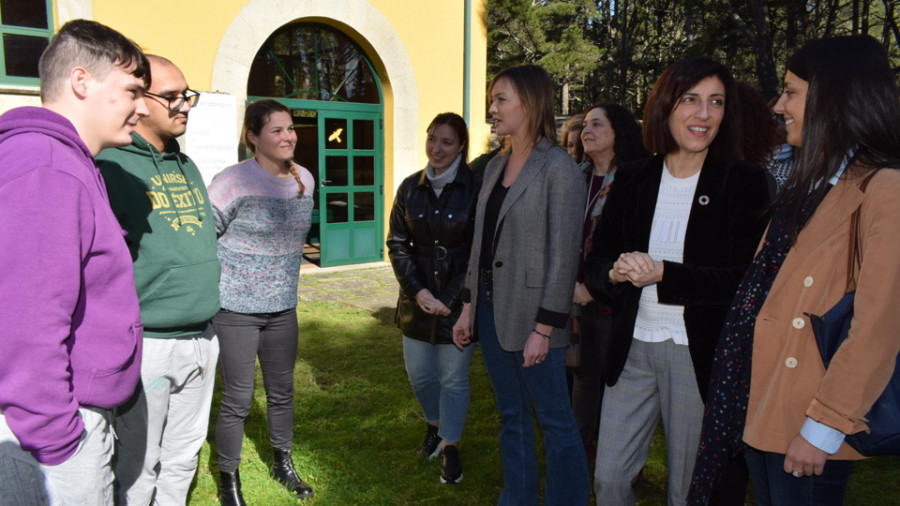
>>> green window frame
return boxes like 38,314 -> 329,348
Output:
247,22 -> 381,104
0,0 -> 53,86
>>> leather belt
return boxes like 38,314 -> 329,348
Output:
417,244 -> 467,261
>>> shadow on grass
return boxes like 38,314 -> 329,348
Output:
188,298 -> 900,505
189,300 -> 506,505
294,300 -> 508,505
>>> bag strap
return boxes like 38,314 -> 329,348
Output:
847,169 -> 881,290
847,208 -> 860,290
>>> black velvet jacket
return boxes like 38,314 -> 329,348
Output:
583,154 -> 771,400
387,163 -> 482,344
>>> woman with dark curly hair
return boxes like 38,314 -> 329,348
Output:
570,103 -> 647,464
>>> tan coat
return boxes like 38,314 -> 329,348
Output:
744,168 -> 900,460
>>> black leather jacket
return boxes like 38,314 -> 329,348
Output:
387,163 -> 482,344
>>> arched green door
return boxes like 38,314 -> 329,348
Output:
247,22 -> 384,267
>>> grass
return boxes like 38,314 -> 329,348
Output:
185,298 -> 900,505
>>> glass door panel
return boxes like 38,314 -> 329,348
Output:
353,156 -> 375,186
353,119 -> 375,149
325,156 -> 348,186
317,107 -> 382,266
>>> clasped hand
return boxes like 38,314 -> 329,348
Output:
416,289 -> 451,316
610,251 -> 663,287
452,303 -> 472,350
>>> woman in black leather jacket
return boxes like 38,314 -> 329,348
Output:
386,112 -> 481,484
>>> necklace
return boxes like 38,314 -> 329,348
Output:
584,169 -> 604,221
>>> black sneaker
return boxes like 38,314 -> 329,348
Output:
417,424 -> 441,459
440,445 -> 463,484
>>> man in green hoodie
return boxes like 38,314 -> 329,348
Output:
97,55 -> 221,505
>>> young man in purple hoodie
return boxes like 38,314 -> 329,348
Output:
0,19 -> 150,505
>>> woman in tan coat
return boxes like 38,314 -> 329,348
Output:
691,35 -> 900,506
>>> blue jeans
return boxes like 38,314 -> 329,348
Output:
477,290 -> 589,506
745,446 -> 853,506
402,336 -> 474,443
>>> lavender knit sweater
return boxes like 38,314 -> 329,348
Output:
208,158 -> 314,313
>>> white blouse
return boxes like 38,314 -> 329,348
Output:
633,164 -> 700,345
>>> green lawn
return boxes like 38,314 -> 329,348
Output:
185,299 -> 900,505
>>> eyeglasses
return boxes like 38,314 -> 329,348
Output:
145,89 -> 200,111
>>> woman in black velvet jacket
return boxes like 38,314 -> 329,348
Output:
386,112 -> 481,484
583,58 -> 771,505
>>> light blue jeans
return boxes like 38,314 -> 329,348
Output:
477,289 -> 589,506
402,336 -> 474,443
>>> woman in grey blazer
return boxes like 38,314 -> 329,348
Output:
453,65 -> 588,506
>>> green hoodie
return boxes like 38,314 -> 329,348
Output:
98,132 -> 220,338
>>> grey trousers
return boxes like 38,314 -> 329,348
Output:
213,309 -> 298,474
114,326 -> 219,506
0,408 -> 114,506
594,339 -> 704,506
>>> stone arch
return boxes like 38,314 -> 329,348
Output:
211,0 -> 418,188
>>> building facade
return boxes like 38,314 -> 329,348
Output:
0,0 -> 489,266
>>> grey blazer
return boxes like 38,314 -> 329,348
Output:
462,137 -> 586,351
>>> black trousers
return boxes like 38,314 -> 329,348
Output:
212,308 -> 298,473
572,302 -> 612,447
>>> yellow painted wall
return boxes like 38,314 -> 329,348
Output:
91,1 -> 235,90
22,0 -> 487,263
469,0 -> 491,156
91,0 -> 487,167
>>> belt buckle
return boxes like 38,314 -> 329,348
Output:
435,245 -> 448,260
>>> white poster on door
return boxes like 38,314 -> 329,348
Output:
180,92 -> 240,186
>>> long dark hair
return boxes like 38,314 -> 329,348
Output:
587,103 -> 649,168
642,57 -> 737,163
777,35 -> 900,240
734,81 -> 779,167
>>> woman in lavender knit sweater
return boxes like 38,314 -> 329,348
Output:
208,100 -> 315,505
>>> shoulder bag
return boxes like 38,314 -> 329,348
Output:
805,171 -> 900,456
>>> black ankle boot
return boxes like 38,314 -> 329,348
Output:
271,448 -> 315,500
218,469 -> 247,506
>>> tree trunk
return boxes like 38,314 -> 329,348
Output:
824,0 -> 840,36
749,0 -> 778,98
721,0 -> 778,99
862,0 -> 870,33
618,1 -> 630,104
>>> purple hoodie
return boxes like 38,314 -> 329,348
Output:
0,107 -> 143,465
